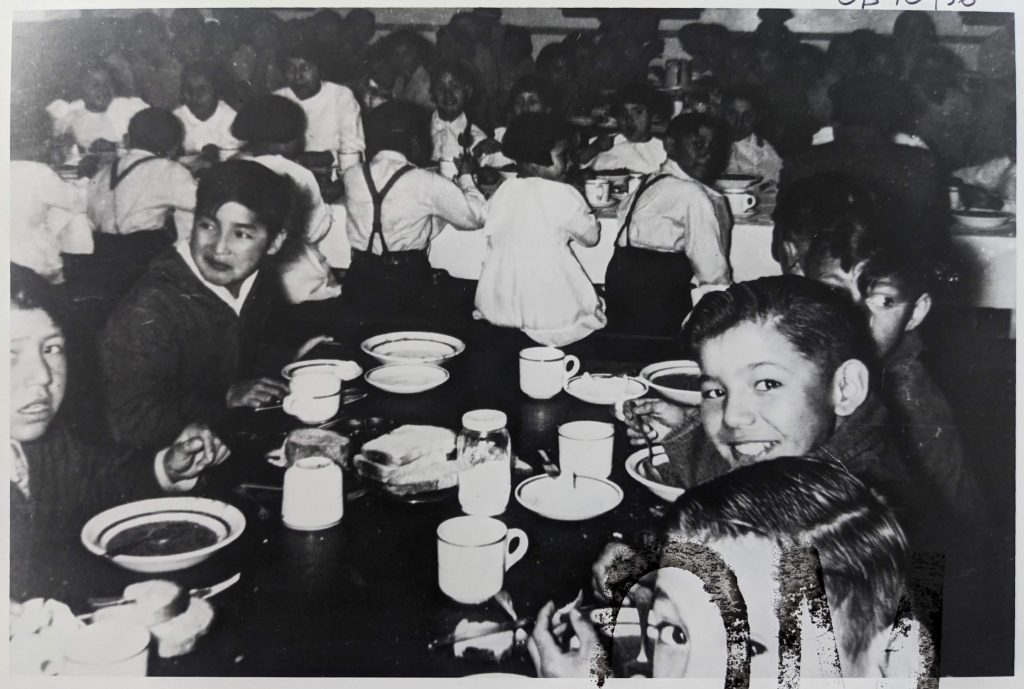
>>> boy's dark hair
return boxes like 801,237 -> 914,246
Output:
11,262 -> 67,332
231,95 -> 306,145
535,43 -> 572,77
774,173 -> 935,299
666,113 -> 730,179
195,160 -> 293,237
668,457 -> 908,661
682,275 -> 877,378
277,42 -> 323,71
501,112 -> 574,167
611,83 -> 670,122
506,74 -> 554,112
429,58 -> 475,91
126,107 -> 185,156
364,99 -> 430,159
502,26 -> 533,60
181,60 -> 223,92
829,75 -> 905,136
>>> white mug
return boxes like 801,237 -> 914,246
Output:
61,621 -> 150,676
338,150 -> 362,171
558,420 -> 615,480
519,347 -> 580,399
437,516 -> 528,604
283,371 -> 341,424
724,191 -> 758,216
584,179 -> 611,205
439,158 -> 458,179
282,456 -> 344,530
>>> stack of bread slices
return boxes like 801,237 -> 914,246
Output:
354,425 -> 461,496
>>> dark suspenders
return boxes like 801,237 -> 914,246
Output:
362,162 -> 415,255
108,155 -> 162,235
615,173 -> 671,247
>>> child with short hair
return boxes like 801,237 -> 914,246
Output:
579,83 -> 668,174
173,61 -> 241,159
429,60 -> 487,164
47,62 -> 149,154
722,86 -> 783,183
474,74 -> 554,169
274,44 -> 365,162
474,112 -> 606,346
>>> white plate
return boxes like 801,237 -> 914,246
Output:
564,374 -> 648,405
625,447 -> 685,503
639,360 -> 702,406
953,210 -> 1014,230
81,497 -> 245,573
515,475 -> 623,521
281,358 -> 363,381
361,331 -> 466,365
364,363 -> 449,394
714,174 -> 761,192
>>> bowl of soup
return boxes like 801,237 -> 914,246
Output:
639,360 -> 702,405
81,497 -> 246,573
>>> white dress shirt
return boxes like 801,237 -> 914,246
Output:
431,111 -> 487,162
614,159 -> 732,290
11,161 -> 90,282
344,150 -> 486,253
87,149 -> 196,240
275,81 -> 365,156
174,101 -> 241,154
478,126 -> 515,169
727,133 -> 783,183
46,97 -> 149,150
585,134 -> 667,174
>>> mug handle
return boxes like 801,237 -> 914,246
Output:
504,528 -> 529,571
563,355 -> 581,382
282,395 -> 297,414
744,194 -> 757,209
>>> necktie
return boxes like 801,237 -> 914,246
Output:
10,442 -> 31,499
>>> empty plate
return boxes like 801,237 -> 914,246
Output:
564,374 -> 648,405
515,475 -> 623,521
364,363 -> 449,394
953,210 -> 1014,231
361,331 -> 466,365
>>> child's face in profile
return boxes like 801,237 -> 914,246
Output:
432,71 -> 469,121
698,321 -> 837,467
809,258 -> 925,359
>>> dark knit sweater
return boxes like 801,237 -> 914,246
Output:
100,248 -> 281,450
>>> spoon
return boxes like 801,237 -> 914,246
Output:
103,523 -> 178,558
494,590 -> 518,621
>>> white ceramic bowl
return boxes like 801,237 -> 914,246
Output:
953,210 -> 1013,230
639,360 -> 702,405
281,358 -> 363,382
360,331 -> 466,365
624,447 -> 685,503
564,374 -> 648,405
81,497 -> 246,573
714,174 -> 761,192
364,363 -> 449,394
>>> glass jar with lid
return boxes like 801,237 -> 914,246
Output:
457,409 -> 512,516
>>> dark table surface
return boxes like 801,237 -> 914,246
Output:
33,316 -> 687,677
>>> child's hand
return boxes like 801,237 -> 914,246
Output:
164,423 -> 230,483
455,153 -> 478,177
623,398 -> 692,446
595,134 -> 615,152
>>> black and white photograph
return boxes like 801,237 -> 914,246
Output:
5,1 -> 1020,685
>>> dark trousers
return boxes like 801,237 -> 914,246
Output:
343,250 -> 440,326
604,246 -> 693,337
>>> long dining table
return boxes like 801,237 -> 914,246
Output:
26,321 -> 686,677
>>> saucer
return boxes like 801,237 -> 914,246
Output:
515,475 -> 623,521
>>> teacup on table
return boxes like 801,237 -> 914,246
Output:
724,191 -> 758,217
284,370 -> 341,425
558,420 -> 615,479
437,516 -> 528,604
585,179 -> 611,206
519,347 -> 580,400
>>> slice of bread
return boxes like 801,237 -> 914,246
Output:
360,425 -> 456,467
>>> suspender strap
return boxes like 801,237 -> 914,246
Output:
362,162 -> 415,255
616,173 -> 671,247
109,155 -> 161,190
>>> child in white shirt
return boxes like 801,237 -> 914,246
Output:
173,62 -> 241,158
475,74 -> 554,170
274,45 -> 365,164
47,63 -> 148,153
475,112 -> 606,346
723,88 -> 783,183
429,60 -> 487,164
579,84 -> 667,174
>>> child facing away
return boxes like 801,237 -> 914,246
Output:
473,112 -> 606,346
